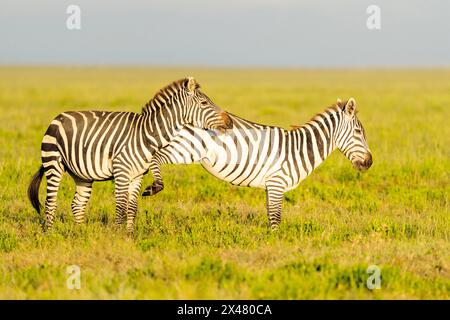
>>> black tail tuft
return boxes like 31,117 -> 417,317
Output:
28,166 -> 44,214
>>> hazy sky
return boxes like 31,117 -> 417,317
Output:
1,0 -> 449,67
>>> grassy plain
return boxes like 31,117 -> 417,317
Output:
0,67 -> 449,299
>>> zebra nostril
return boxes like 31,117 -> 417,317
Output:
365,153 -> 373,167
358,153 -> 372,170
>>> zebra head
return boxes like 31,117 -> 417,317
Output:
335,98 -> 372,171
182,77 -> 233,131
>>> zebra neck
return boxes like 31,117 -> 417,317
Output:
140,107 -> 182,153
289,109 -> 339,175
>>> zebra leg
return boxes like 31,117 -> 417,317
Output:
71,179 -> 93,224
142,160 -> 164,196
114,175 -> 130,226
265,180 -> 285,230
126,175 -> 143,234
43,165 -> 64,230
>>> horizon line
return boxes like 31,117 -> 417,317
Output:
1,64 -> 450,70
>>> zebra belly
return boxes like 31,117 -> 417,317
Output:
200,150 -> 268,189
197,127 -> 285,189
62,150 -> 113,181
201,160 -> 266,189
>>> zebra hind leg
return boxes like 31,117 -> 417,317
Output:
43,165 -> 64,230
71,178 -> 93,224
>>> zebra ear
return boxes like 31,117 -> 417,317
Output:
336,98 -> 342,106
344,98 -> 356,116
185,77 -> 198,93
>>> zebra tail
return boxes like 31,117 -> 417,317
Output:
28,166 -> 45,214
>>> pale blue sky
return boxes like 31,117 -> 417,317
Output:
1,0 -> 449,67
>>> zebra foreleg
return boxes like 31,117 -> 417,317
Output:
114,175 -> 130,226
265,179 -> 285,230
142,159 -> 164,197
126,175 -> 143,233
142,180 -> 164,196
71,178 -> 93,224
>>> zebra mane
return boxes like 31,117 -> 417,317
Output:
289,102 -> 344,131
142,78 -> 198,115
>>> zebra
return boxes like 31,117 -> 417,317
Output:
27,77 -> 233,232
141,98 -> 372,229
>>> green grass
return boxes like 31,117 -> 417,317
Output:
0,67 -> 449,299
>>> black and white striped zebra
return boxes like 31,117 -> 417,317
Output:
141,98 -> 372,229
27,77 -> 233,232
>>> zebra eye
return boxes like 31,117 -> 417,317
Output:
355,129 -> 361,135
201,100 -> 209,106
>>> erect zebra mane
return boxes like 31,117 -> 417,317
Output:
141,78 -> 199,115
289,101 -> 344,131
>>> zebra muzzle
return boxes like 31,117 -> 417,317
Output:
353,152 -> 373,171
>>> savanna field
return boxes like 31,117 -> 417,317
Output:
0,67 -> 449,299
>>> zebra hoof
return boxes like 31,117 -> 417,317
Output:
270,225 -> 280,231
142,184 -> 163,197
142,188 -> 153,197
113,220 -> 125,229
126,227 -> 135,236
